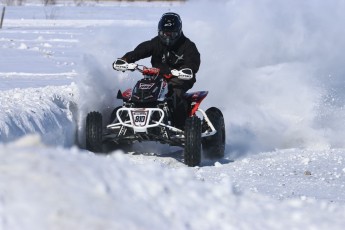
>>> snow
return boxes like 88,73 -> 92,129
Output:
1,0 -> 345,229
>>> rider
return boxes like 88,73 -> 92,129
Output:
120,12 -> 201,129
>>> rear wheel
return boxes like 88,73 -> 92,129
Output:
86,111 -> 103,153
184,116 -> 202,167
202,107 -> 225,159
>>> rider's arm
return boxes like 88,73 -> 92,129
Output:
181,41 -> 201,74
122,39 -> 154,63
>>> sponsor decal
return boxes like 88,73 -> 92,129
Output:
139,83 -> 154,90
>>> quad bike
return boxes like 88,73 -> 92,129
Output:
85,59 -> 225,167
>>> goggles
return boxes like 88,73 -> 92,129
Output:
159,31 -> 179,40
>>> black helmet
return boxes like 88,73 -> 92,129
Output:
158,12 -> 182,46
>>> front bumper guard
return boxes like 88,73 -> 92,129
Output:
106,107 -> 217,137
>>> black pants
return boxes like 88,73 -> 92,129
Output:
169,82 -> 193,129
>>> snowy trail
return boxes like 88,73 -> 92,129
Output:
1,1 -> 345,229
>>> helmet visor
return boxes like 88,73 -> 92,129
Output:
159,31 -> 180,40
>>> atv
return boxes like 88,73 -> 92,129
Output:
85,59 -> 225,167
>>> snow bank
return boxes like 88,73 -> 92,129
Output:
0,85 -> 77,146
1,136 -> 345,230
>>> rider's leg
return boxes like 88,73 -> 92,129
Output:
169,83 -> 193,129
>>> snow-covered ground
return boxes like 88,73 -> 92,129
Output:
1,0 -> 345,229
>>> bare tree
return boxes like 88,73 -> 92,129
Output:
2,0 -> 25,6
74,0 -> 84,6
42,0 -> 56,6
1,6 -> 5,29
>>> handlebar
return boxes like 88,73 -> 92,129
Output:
113,58 -> 193,80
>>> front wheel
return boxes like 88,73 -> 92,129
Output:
86,111 -> 103,153
184,116 -> 202,167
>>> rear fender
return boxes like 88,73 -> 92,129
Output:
185,91 -> 209,116
117,89 -> 132,101
117,90 -> 123,99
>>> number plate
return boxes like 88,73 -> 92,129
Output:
131,110 -> 148,127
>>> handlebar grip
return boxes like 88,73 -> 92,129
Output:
171,68 -> 193,80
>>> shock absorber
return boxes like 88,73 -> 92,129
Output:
162,102 -> 172,125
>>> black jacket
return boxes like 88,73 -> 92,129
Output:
122,33 -> 200,86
